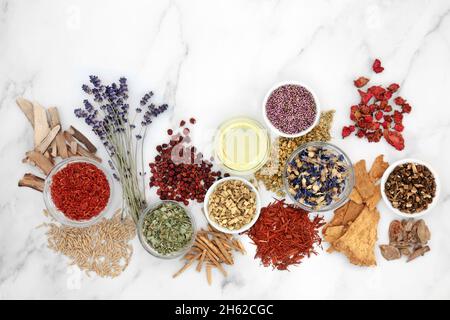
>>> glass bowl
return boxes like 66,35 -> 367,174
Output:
138,200 -> 196,259
204,177 -> 261,234
214,117 -> 271,176
43,157 -> 114,228
283,141 -> 354,212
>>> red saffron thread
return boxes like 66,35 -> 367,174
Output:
246,199 -> 325,270
50,162 -> 110,221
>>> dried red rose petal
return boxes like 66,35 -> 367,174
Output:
342,126 -> 355,138
394,124 -> 404,132
401,103 -> 412,113
384,130 -> 405,151
343,59 -> 411,151
357,130 -> 366,138
394,97 -> 406,105
368,86 -> 385,100
372,59 -> 384,73
358,90 -> 373,105
375,111 -> 383,120
388,83 -> 400,92
354,77 -> 370,88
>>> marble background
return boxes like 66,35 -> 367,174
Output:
1,0 -> 450,300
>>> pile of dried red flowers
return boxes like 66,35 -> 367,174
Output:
342,59 -> 412,151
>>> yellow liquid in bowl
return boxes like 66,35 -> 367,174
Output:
215,117 -> 270,174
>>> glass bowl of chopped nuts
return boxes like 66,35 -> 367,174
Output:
204,177 -> 261,234
380,159 -> 440,218
138,200 -> 197,259
283,141 -> 354,212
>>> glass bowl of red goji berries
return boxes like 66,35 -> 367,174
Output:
43,157 -> 114,228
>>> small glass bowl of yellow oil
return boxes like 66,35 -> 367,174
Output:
214,117 -> 270,176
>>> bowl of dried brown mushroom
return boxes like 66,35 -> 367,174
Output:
204,177 -> 261,234
381,159 -> 440,218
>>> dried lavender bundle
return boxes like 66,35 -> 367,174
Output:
74,76 -> 169,223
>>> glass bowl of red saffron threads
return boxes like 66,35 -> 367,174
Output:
262,81 -> 321,138
43,157 -> 114,228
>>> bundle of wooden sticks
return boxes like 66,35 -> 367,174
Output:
173,226 -> 246,285
16,98 -> 101,192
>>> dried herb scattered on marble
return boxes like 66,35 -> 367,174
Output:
141,202 -> 193,256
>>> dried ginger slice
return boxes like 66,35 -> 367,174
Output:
324,225 -> 346,244
354,160 -> 376,200
342,201 -> 365,224
366,185 -> 382,210
333,207 -> 380,267
369,155 -> 389,183
349,188 -> 363,204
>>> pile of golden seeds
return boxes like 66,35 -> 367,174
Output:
255,110 -> 335,195
42,210 -> 136,278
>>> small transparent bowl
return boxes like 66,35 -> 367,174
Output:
262,81 -> 321,138
380,158 -> 440,218
283,141 -> 354,212
43,157 -> 114,228
138,200 -> 196,259
204,177 -> 261,234
214,117 -> 271,176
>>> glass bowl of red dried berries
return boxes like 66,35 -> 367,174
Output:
43,157 -> 114,228
283,141 -> 354,212
263,81 -> 321,138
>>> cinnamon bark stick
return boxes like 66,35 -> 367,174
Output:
32,102 -> 50,147
68,126 -> 97,153
35,125 -> 60,154
16,98 -> 34,127
47,107 -> 68,158
18,173 -> 45,192
26,151 -> 53,175
64,131 -> 101,162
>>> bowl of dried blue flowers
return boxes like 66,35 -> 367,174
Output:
283,141 -> 354,212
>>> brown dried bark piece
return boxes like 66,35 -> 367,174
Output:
349,188 -> 363,204
369,155 -> 389,183
323,225 -> 346,243
415,220 -> 431,244
407,246 -> 430,262
16,98 -> 34,127
342,201 -> 365,224
18,173 -> 45,192
328,201 -> 350,227
389,220 -> 404,244
400,248 -> 411,256
354,160 -> 376,200
379,245 -> 401,261
333,207 -> 380,266
366,185 -> 382,210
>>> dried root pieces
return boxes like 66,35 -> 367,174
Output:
173,226 -> 245,285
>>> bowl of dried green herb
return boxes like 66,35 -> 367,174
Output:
138,201 -> 196,259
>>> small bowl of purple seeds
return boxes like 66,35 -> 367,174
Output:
263,81 -> 320,138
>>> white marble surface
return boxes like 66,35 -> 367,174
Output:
1,0 -> 450,300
